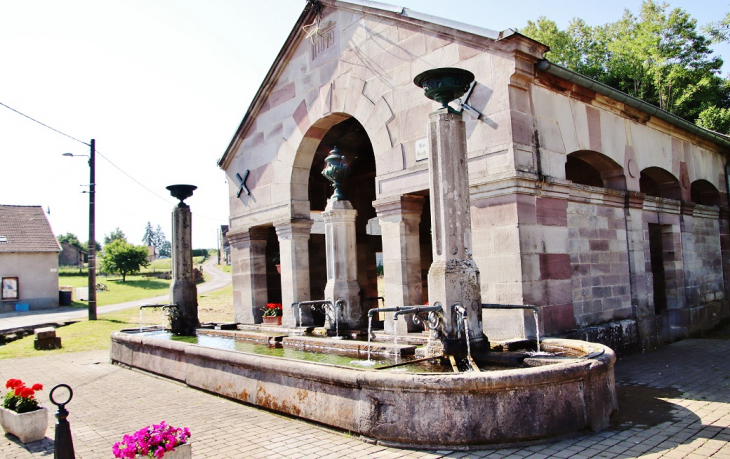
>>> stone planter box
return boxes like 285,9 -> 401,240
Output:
0,406 -> 48,443
262,316 -> 282,325
157,442 -> 191,458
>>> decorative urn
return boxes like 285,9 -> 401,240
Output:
321,146 -> 350,201
413,67 -> 475,113
166,184 -> 197,207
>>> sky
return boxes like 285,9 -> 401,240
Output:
1,0 -> 728,249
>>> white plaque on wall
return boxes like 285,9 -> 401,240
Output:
415,138 -> 428,162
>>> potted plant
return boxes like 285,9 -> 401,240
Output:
113,421 -> 191,458
261,303 -> 283,325
0,379 -> 48,443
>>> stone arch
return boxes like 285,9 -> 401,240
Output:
640,167 -> 682,200
565,150 -> 626,191
690,179 -> 721,206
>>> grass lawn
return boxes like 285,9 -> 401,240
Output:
0,283 -> 234,359
59,274 -> 171,307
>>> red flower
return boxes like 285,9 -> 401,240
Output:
31,384 -> 43,391
5,379 -> 22,389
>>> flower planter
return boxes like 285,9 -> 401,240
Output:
0,407 -> 48,443
262,316 -> 282,325
154,442 -> 191,458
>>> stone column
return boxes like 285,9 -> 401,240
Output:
169,203 -> 199,334
720,207 -> 730,300
323,199 -> 362,329
275,219 -> 314,328
623,192 -> 657,350
426,108 -> 484,354
228,227 -> 269,324
374,194 -> 425,334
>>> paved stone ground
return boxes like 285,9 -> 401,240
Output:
0,335 -> 728,458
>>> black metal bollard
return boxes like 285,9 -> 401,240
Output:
49,384 -> 75,459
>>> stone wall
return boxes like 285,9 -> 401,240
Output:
567,186 -> 632,327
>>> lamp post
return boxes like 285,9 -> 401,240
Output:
62,139 -> 96,320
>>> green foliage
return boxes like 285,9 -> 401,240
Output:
704,12 -> 730,43
142,222 -> 155,246
3,391 -> 40,413
520,1 -> 730,132
100,240 -> 150,281
192,249 -> 208,258
157,240 -> 171,258
104,227 -> 127,246
697,106 -> 730,133
57,233 -> 83,250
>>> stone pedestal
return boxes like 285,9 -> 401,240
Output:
426,108 -> 484,354
169,203 -> 199,334
276,219 -> 314,327
374,194 -> 424,334
323,199 -> 362,329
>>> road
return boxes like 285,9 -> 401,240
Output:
0,258 -> 231,333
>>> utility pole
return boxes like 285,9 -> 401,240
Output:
88,139 -> 97,320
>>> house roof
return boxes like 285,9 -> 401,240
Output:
0,205 -> 61,253
60,241 -> 86,254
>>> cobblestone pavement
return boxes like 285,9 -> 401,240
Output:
0,337 -> 728,458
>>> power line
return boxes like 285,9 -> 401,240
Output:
0,101 -> 89,146
0,100 -> 226,222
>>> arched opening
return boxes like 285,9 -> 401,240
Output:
690,180 -> 720,206
301,115 -> 379,325
639,167 -> 681,200
565,151 -> 626,191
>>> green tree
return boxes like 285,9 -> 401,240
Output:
158,240 -> 172,258
520,1 -> 730,132
696,106 -> 730,133
100,240 -> 150,281
142,222 -> 155,247
704,12 -> 730,43
57,233 -> 83,250
104,227 -> 127,246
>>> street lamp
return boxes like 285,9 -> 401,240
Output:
62,139 -> 96,320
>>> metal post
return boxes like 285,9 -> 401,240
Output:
50,384 -> 75,459
88,139 -> 97,320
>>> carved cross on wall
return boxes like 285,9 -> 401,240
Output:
236,170 -> 250,197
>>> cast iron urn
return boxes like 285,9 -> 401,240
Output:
413,67 -> 475,113
321,146 -> 350,201
166,184 -> 197,207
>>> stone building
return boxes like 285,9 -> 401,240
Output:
218,0 -> 730,352
58,241 -> 85,267
0,205 -> 61,311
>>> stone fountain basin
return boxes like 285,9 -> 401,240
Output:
110,332 -> 616,448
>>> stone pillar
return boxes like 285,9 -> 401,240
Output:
323,199 -> 362,329
426,108 -> 484,354
169,203 -> 199,334
720,207 -> 730,300
275,219 -> 314,328
623,192 -> 657,350
374,194 -> 425,334
228,227 -> 269,324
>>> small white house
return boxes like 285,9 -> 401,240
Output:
0,205 -> 61,311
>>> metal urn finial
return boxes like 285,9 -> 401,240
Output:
321,146 -> 350,201
414,67 -> 475,113
166,184 -> 197,208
